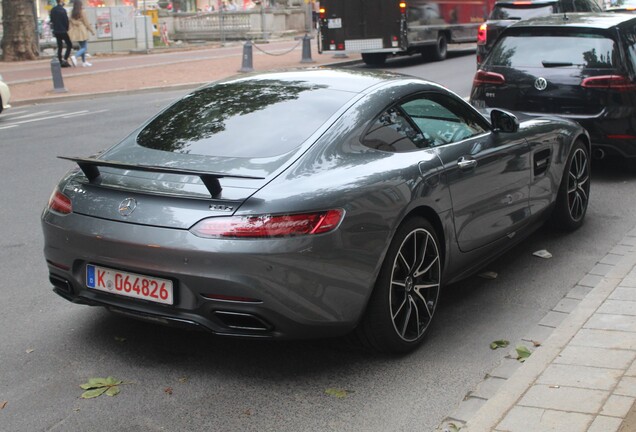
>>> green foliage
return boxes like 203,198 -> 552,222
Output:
490,340 -> 510,350
516,345 -> 532,362
79,377 -> 124,399
325,388 -> 353,399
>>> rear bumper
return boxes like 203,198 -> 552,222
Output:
42,210 -> 382,340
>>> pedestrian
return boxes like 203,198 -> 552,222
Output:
50,0 -> 73,67
68,0 -> 96,67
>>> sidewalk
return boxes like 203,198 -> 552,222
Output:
0,38 -> 361,106
440,226 -> 636,432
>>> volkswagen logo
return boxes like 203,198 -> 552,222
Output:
534,77 -> 548,91
118,198 -> 137,217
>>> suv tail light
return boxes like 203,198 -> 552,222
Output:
473,70 -> 505,86
48,189 -> 72,215
477,23 -> 487,45
190,209 -> 345,239
581,75 -> 636,92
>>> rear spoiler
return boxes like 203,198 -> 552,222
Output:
58,156 -> 265,198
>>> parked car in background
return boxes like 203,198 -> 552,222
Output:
471,13 -> 636,162
42,69 -> 590,354
0,75 -> 11,115
476,0 -> 603,64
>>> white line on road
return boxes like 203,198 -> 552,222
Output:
2,110 -> 90,126
63,109 -> 109,119
0,124 -> 19,130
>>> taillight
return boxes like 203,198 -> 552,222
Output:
581,75 -> 636,92
48,189 -> 72,214
319,7 -> 325,19
190,209 -> 345,239
399,2 -> 406,14
473,69 -> 505,86
477,23 -> 487,45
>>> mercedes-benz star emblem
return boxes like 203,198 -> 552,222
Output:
534,77 -> 548,91
118,198 -> 137,217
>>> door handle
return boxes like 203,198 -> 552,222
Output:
457,157 -> 478,170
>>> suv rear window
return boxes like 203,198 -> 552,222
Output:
489,4 -> 555,20
488,32 -> 618,69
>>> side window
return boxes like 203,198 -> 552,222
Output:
400,94 -> 489,147
361,107 -> 428,152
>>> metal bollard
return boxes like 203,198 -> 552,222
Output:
239,40 -> 254,73
50,58 -> 68,93
300,33 -> 315,64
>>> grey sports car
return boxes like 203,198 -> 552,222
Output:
42,69 -> 590,353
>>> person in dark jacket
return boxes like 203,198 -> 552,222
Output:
50,0 -> 73,67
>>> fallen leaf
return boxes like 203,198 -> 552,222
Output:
478,271 -> 498,280
79,377 -> 125,399
531,340 -> 542,347
164,387 -> 173,395
325,388 -> 353,399
243,409 -> 252,416
178,377 -> 188,383
516,345 -> 532,362
444,423 -> 462,432
490,340 -> 510,350
81,387 -> 108,399
114,336 -> 126,343
533,249 -> 552,259
0,401 -> 7,409
26,348 -> 35,354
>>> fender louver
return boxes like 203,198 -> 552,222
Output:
58,156 -> 265,199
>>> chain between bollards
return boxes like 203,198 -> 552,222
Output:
50,58 -> 68,93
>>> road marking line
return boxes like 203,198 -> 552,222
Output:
3,110 -> 89,126
0,124 -> 19,130
63,109 -> 109,118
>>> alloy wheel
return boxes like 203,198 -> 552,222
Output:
567,148 -> 589,222
389,228 -> 441,342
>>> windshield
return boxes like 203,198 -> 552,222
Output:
489,4 -> 554,19
136,80 -> 355,158
488,33 -> 617,68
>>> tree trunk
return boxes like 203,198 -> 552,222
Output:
1,0 -> 39,61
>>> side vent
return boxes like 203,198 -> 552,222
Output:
533,148 -> 552,177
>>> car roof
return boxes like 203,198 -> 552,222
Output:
506,12 -> 636,29
216,68 -> 410,95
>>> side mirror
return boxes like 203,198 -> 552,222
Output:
491,109 -> 519,133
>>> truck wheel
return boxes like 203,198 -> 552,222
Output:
425,33 -> 448,62
355,217 -> 442,353
361,53 -> 387,66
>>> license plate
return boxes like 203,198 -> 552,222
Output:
86,264 -> 174,305
328,18 -> 342,29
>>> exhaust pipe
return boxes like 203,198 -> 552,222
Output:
593,148 -> 606,160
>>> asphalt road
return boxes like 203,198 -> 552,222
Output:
1,52 -> 635,431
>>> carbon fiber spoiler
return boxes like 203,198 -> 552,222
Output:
58,156 -> 265,198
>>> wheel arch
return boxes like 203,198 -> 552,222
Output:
402,205 -> 446,269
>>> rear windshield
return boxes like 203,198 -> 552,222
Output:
488,33 -> 618,68
136,80 -> 355,158
489,4 -> 554,20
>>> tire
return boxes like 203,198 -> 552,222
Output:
426,33 -> 448,62
356,217 -> 442,353
361,53 -> 387,66
551,140 -> 590,231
